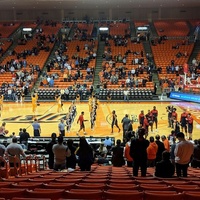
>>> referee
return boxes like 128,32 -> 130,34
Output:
32,118 -> 41,137
58,119 -> 66,136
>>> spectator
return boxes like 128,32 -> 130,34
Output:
5,137 -> 26,166
103,136 -> 113,150
174,132 -> 194,177
161,135 -> 170,151
95,142 -> 109,165
155,134 -> 165,163
52,135 -> 71,171
0,143 -> 5,157
66,139 -> 77,169
76,136 -> 94,171
191,139 -> 200,168
155,151 -> 175,178
111,139 -> 125,167
130,128 -> 149,177
147,136 -> 158,167
170,137 -> 176,165
124,137 -> 133,167
19,128 -> 30,148
123,88 -> 129,101
46,133 -> 57,169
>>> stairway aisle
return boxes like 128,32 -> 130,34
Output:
188,40 -> 200,64
93,40 -> 105,88
143,40 -> 161,96
149,22 -> 158,38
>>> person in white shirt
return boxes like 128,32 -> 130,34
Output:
174,132 -> 194,177
125,77 -> 130,87
123,89 -> 129,101
5,137 -> 26,166
131,68 -> 135,75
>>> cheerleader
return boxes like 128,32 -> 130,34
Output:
32,94 -> 37,113
55,94 -> 62,113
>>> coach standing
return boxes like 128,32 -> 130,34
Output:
32,118 -> 41,137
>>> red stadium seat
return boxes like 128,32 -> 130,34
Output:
26,189 -> 64,200
0,188 -> 26,199
104,190 -> 143,200
106,183 -> 139,190
75,183 -> 105,190
43,182 -> 75,190
11,182 -> 43,190
65,189 -> 102,199
144,191 -> 184,200
12,198 -> 51,200
184,191 -> 200,200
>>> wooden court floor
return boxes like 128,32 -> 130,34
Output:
1,101 -> 200,141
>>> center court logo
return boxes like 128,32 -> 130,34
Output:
2,113 -> 66,123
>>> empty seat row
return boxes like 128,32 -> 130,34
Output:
0,188 -> 199,200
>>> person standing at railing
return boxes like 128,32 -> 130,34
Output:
46,133 -> 57,169
5,136 -> 26,167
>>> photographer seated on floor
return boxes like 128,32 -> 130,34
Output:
94,142 -> 110,165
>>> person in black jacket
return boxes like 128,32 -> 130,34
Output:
46,133 -> 57,169
76,136 -> 94,171
66,139 -> 77,169
155,150 -> 175,178
130,128 -> 149,176
19,128 -> 30,148
111,139 -> 125,167
155,134 -> 165,163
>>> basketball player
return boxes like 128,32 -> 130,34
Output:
151,106 -> 158,131
187,113 -> 193,140
111,110 -> 120,134
138,110 -> 144,126
77,111 -> 87,136
171,108 -> 178,129
180,110 -> 188,135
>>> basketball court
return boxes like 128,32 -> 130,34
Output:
1,101 -> 200,141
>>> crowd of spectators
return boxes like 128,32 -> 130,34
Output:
41,39 -> 97,87
0,127 -> 199,178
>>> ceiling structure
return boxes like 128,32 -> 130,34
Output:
0,0 -> 199,10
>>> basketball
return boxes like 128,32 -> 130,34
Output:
4,130 -> 9,134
